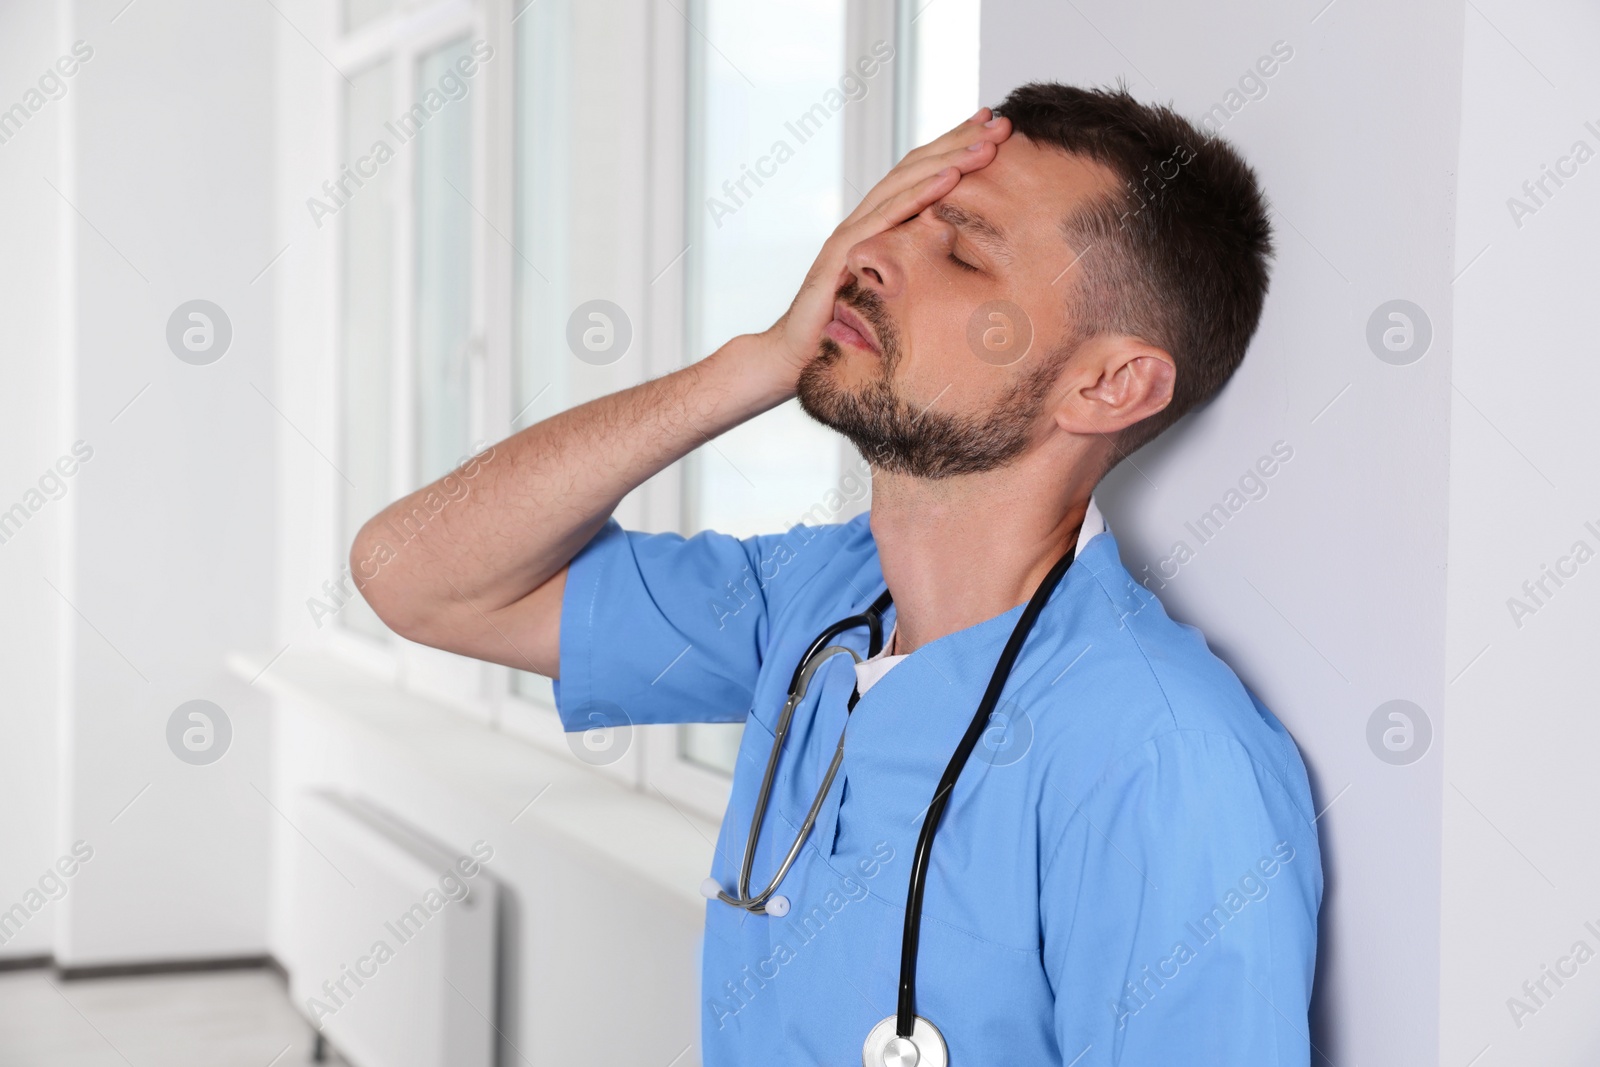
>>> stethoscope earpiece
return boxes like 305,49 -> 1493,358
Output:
701,876 -> 790,916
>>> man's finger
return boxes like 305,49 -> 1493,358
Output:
898,106 -> 997,166
842,165 -> 961,243
844,117 -> 1010,228
842,136 -> 999,231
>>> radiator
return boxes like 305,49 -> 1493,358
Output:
283,791 -> 498,1067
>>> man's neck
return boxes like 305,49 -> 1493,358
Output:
867,457 -> 1095,657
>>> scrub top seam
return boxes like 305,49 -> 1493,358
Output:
1087,563 -> 1183,728
1265,863 -> 1284,1066
1066,561 -> 1318,828
1036,727 -> 1320,889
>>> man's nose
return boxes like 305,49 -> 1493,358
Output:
843,230 -> 904,299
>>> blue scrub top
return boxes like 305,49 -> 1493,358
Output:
554,512 -> 1322,1066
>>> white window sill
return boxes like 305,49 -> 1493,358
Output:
225,646 -> 719,911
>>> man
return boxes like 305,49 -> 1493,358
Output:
355,83 -> 1322,1066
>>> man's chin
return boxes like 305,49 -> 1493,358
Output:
803,335 -> 881,385
796,339 -> 861,426
794,349 -> 841,429
796,345 -> 1041,479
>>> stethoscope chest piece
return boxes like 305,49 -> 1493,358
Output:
862,1014 -> 947,1067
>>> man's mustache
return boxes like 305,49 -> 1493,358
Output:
834,279 -> 897,363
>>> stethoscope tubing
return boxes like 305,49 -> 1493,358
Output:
717,593 -> 893,914
789,597 -> 889,693
894,543 -> 1078,1038
729,646 -> 855,911
708,547 -> 1078,1050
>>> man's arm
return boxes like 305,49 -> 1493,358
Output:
349,109 -> 1012,676
353,336 -> 799,675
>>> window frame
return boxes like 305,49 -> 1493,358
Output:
318,0 -> 907,817
327,0 -> 504,714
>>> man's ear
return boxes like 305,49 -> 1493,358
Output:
1054,334 -> 1175,436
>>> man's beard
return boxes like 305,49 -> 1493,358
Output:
795,280 -> 1062,478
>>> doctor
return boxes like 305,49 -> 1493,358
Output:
355,83 -> 1322,1066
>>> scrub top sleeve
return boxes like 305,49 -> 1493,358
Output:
553,517 -> 791,731
1039,731 -> 1322,1066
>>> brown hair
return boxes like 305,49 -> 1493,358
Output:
994,82 -> 1275,463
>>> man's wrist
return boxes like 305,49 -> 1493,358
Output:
705,332 -> 803,413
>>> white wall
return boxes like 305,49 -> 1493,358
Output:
1443,2 -> 1600,1063
981,2 -> 1465,1063
36,0 -> 278,965
0,0 -> 68,962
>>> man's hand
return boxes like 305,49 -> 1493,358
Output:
756,106 -> 1014,378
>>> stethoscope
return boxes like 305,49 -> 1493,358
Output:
699,543 -> 1079,1067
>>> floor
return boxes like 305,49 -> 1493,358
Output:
0,967 -> 349,1067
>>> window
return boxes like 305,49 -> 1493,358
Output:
318,0 -> 979,810
677,0 -> 858,776
674,0 -> 980,778
339,59 -> 396,642
334,5 -> 486,660
507,0 -> 571,708
895,0 -> 983,159
414,38 -> 481,486
683,0 -> 851,536
511,0 -> 570,438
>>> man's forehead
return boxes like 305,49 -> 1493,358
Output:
940,134 -> 1118,250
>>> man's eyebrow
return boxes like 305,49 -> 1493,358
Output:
931,202 -> 1012,261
